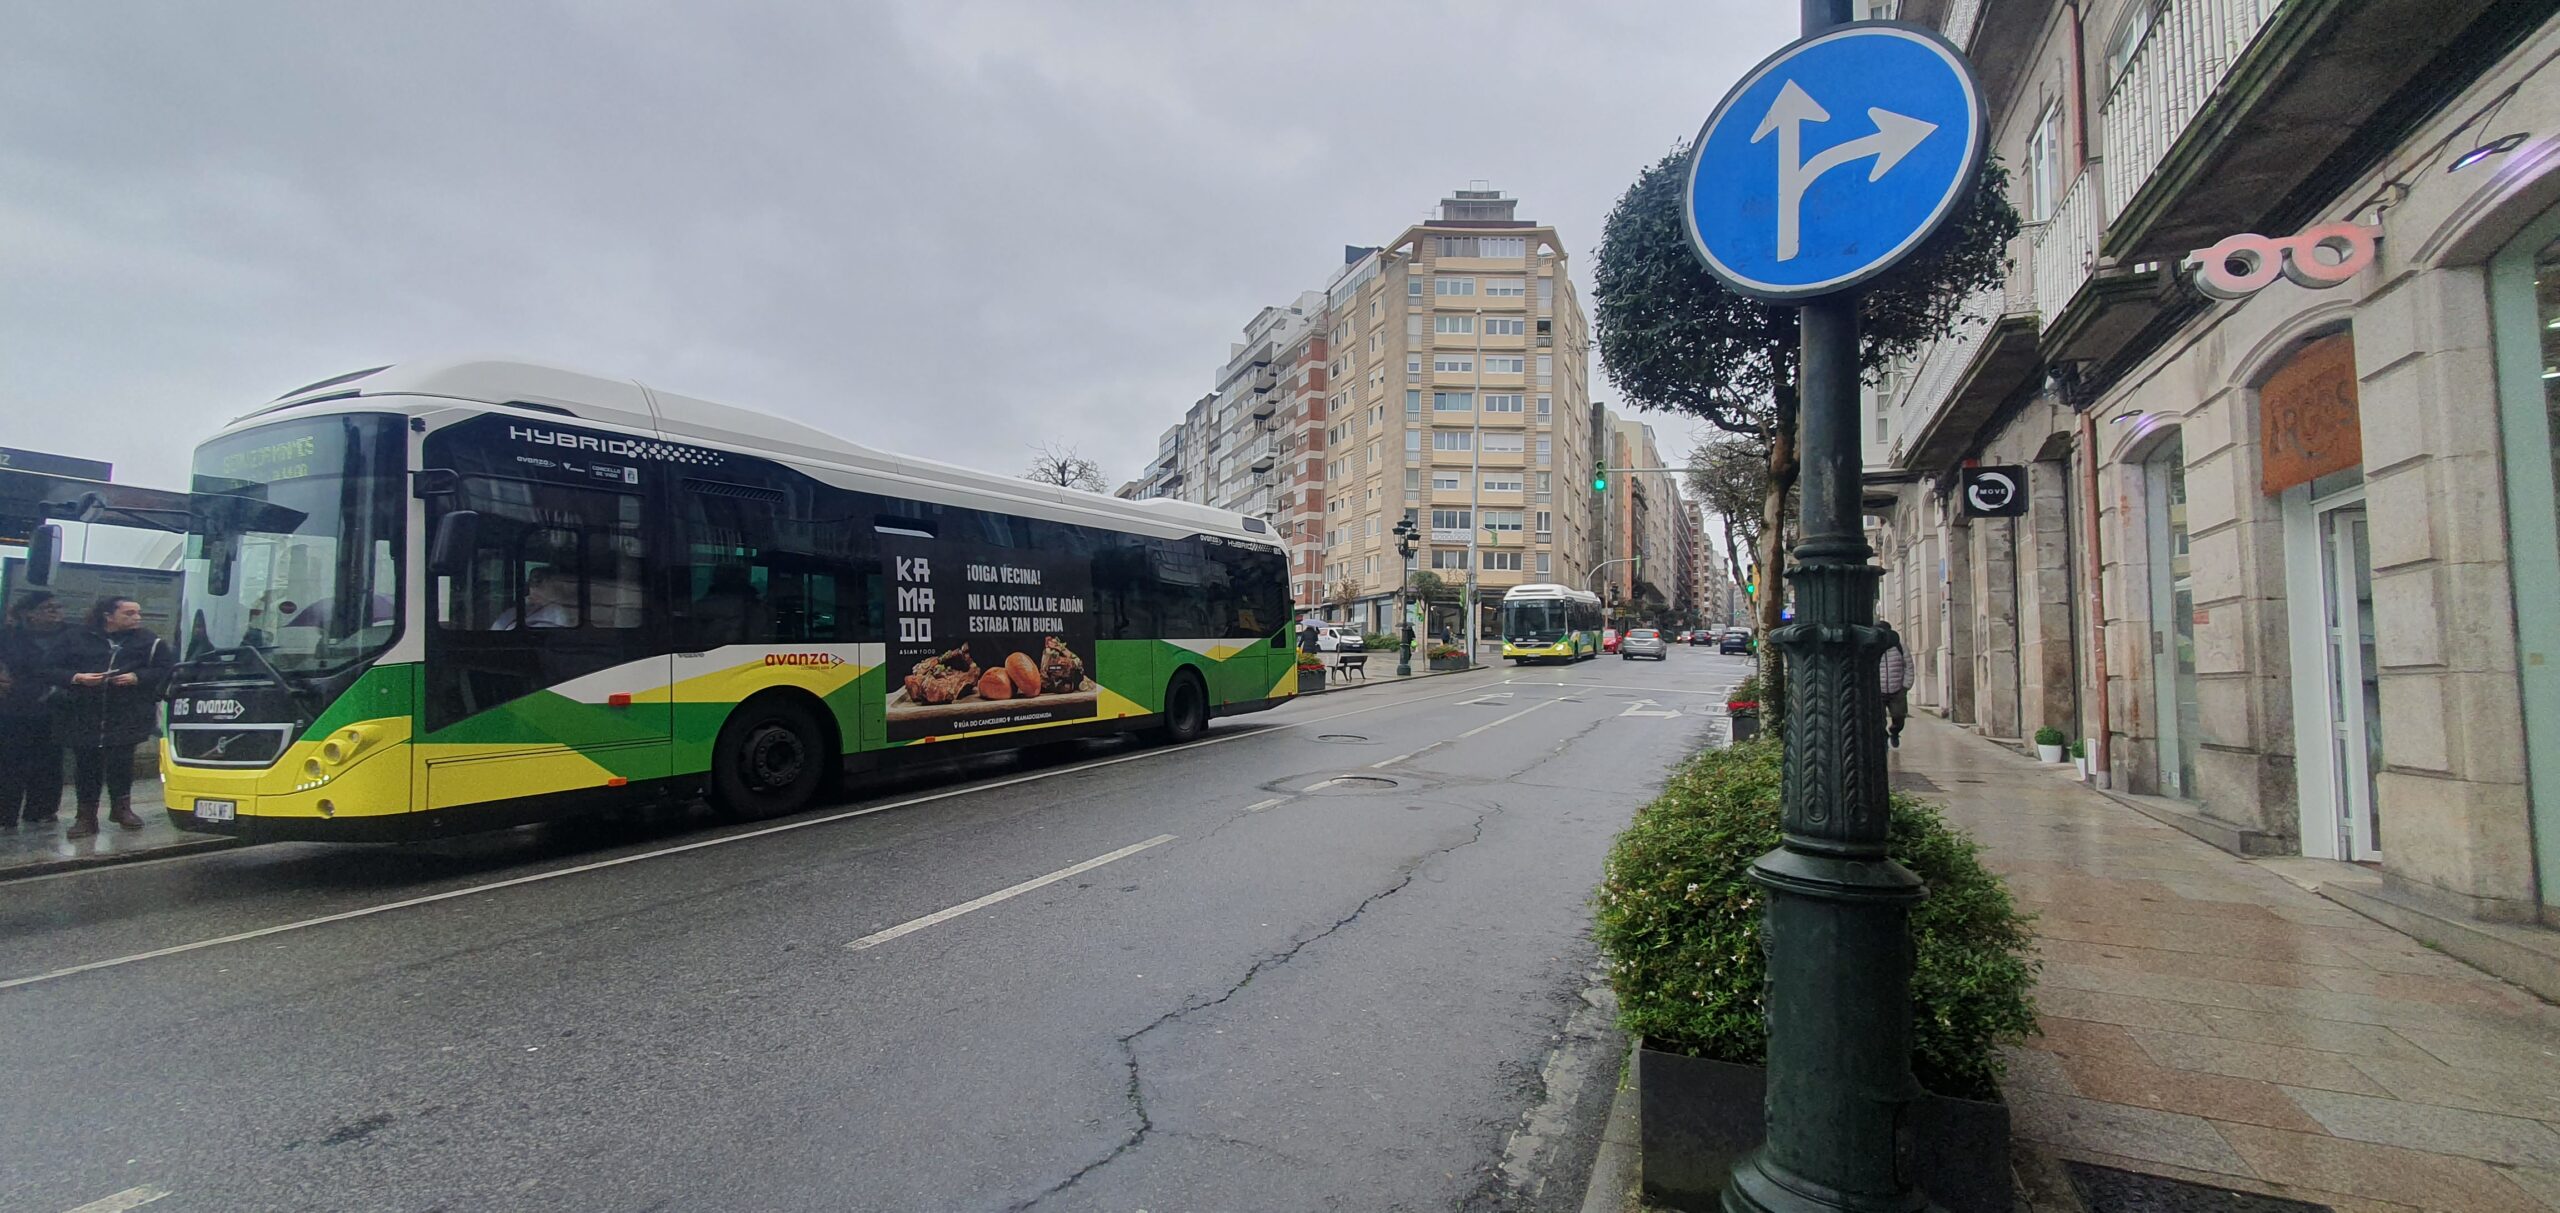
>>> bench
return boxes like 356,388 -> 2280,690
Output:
1331,653 -> 1369,681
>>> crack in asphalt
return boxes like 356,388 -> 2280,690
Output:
1009,802 -> 1503,1211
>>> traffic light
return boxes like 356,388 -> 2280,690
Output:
1591,459 -> 1609,492
1744,564 -> 1758,596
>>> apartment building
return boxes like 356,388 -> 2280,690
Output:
1309,189 -> 1599,635
1598,416 -> 1682,618
1871,0 -> 2560,972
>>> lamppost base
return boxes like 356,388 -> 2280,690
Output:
1724,1151 -> 1936,1213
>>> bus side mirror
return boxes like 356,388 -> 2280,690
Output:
25,524 -> 60,585
429,511 -> 480,576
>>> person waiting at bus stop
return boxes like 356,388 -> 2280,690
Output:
45,596 -> 173,838
0,591 -> 68,830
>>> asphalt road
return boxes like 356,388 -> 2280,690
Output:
1,647 -> 1752,1213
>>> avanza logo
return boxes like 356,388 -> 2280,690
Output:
763,652 -> 847,667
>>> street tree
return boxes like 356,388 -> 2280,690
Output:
1023,442 -> 1110,494
1597,142 -> 2015,729
1327,575 -> 1364,614
1685,433 -> 1773,600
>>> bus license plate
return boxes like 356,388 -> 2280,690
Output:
195,799 -> 236,823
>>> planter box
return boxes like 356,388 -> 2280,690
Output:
2037,743 -> 2066,763
1728,713 -> 1760,743
1637,1044 -> 2010,1213
1427,656 -> 1471,671
1296,670 -> 1328,695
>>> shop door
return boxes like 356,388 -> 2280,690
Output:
2145,439 -> 2199,799
2320,501 -> 2382,861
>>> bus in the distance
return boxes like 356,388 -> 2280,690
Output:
156,359 -> 1294,840
1499,583 -> 1603,663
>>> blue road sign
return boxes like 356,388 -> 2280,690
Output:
1683,23 -> 1982,301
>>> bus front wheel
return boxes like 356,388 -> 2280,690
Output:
1148,670 -> 1209,745
711,696 -> 832,820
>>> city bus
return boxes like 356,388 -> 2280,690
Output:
1498,583 -> 1604,663
159,359 -> 1294,840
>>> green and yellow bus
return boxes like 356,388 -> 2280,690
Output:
161,360 -> 1294,840
1499,583 -> 1604,663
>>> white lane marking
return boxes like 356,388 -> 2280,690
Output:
1456,697 -> 1563,739
1367,754 -> 1410,768
1528,681 -> 1735,695
63,1187 -> 171,1213
1244,797 -> 1290,812
1619,699 -> 1684,718
845,834 -> 1176,952
1301,778 -> 1346,792
1459,692 -> 1515,705
0,678 -> 1503,993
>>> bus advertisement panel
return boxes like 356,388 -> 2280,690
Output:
882,532 -> 1098,741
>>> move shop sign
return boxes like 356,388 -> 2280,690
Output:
1960,466 -> 2028,518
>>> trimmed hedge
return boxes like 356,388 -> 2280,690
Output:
1594,737 -> 2038,1102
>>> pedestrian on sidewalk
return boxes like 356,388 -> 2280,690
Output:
1878,617 -> 1911,749
44,596 -> 172,839
0,590 -> 68,829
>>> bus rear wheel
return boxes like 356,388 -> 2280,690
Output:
1147,670 -> 1209,745
711,697 -> 832,820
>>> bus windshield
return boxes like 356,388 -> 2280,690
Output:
181,414 -> 406,675
1503,599 -> 1567,643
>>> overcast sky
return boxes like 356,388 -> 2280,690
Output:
3,1 -> 1794,509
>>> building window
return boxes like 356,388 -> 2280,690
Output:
1436,277 -> 1476,296
1536,553 -> 1551,575
1433,471 -> 1465,491
1483,474 -> 1523,493
1535,435 -> 1551,463
1535,355 -> 1552,385
1482,433 -> 1524,454
1368,332 -> 1381,354
1434,391 -> 1473,411
1435,355 -> 1474,374
1407,354 -> 1422,382
1408,277 -> 1424,298
1538,277 -> 1553,309
1432,430 -> 1473,452
2107,2 -> 2155,82
1406,430 -> 1421,453
1431,508 -> 1473,531
1430,550 -> 1469,570
1537,394 -> 1551,416
1484,356 -> 1525,374
1484,510 -> 1523,533
1534,509 -> 1552,537
1483,317 -> 1526,336
1406,389 -> 1422,414
1435,314 -> 1476,334
1485,551 -> 1523,571
1408,314 -> 1423,339
1369,298 -> 1381,320
1485,278 -> 1526,297
1370,404 -> 1384,426
1481,394 -> 1523,412
1535,472 -> 1552,500
2026,101 -> 2062,222
1406,469 -> 1421,491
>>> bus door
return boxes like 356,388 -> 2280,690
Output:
420,474 -> 673,811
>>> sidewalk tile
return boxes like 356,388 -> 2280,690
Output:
2123,1029 -> 2395,1096
2183,1005 -> 2439,1061
2392,1027 -> 2560,1079
2347,1055 -> 2560,1124
2025,1016 -> 2155,1065
2030,937 -> 2336,991
2000,1045 -> 2078,1093
2053,1055 -> 2326,1132
2033,986 -> 2221,1034
2037,960 -> 2271,1012
2217,1123 -> 2547,1213
2283,1086 -> 2560,1168
2309,967 -> 2553,1012
2040,1146 -> 2425,1213
2006,1088 -> 2253,1176
2502,1165 -> 2560,1212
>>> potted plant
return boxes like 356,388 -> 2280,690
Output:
1426,642 -> 1470,672
2034,726 -> 2067,764
1595,737 -> 2038,1213
1296,656 -> 1328,695
2067,737 -> 2087,776
1724,673 -> 1762,743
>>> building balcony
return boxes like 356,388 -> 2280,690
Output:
2098,0 -> 2505,263
2034,164 -> 2170,372
1888,224 -> 2042,472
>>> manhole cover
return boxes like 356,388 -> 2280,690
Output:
1299,774 -> 1400,794
2065,1162 -> 2331,1213
1315,734 -> 1371,743
1891,772 -> 1942,793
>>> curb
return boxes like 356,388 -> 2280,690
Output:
1578,1042 -> 1641,1213
1290,661 -> 1493,695
1,835 -> 251,882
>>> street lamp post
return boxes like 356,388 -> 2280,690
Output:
1393,518 -> 1418,676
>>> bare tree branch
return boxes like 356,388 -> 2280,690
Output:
1023,442 -> 1110,494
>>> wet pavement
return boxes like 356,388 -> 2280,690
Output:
1,774 -> 242,879
1894,714 -> 2560,1212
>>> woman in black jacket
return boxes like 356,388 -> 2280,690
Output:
0,590 -> 68,828
45,596 -> 173,838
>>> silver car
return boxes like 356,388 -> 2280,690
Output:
1619,628 -> 1668,661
